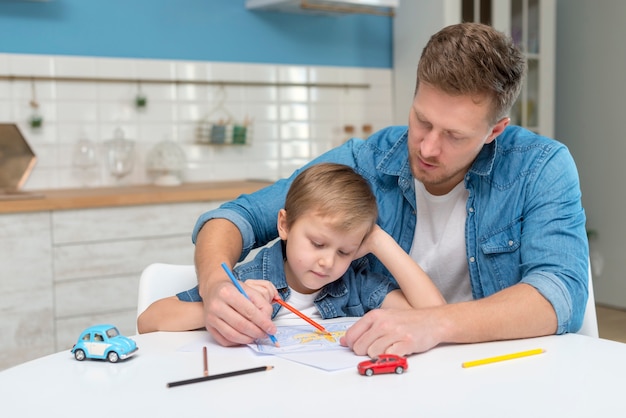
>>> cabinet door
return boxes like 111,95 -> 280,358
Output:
0,212 -> 55,370
463,0 -> 556,138
51,201 -> 219,347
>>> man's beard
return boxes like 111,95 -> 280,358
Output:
409,155 -> 466,191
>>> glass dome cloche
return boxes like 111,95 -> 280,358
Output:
145,140 -> 187,186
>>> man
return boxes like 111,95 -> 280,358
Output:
191,22 -> 589,358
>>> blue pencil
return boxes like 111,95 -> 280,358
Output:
221,262 -> 279,347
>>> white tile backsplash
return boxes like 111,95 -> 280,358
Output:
244,86 -> 278,102
94,57 -> 135,79
308,66 -> 341,83
278,86 -> 309,102
10,79 -> 56,101
134,59 -> 175,80
96,82 -> 138,102
308,87 -> 343,103
0,100 -> 12,122
242,64 -> 279,83
278,65 -> 309,83
281,122 -> 311,140
206,62 -> 245,82
176,83 -> 208,102
54,56 -> 97,78
8,54 -> 56,77
280,103 -> 310,121
56,123 -> 99,144
0,54 -> 9,74
175,61 -> 208,81
246,103 -> 279,122
3,54 -> 393,190
58,101 -> 99,122
55,81 -> 98,101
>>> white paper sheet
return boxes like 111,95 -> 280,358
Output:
177,318 -> 367,371
246,319 -> 367,371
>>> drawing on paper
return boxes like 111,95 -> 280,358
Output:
293,329 -> 342,344
249,320 -> 355,354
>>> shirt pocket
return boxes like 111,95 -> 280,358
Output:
479,220 -> 522,290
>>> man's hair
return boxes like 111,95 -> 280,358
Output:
284,162 -> 378,233
416,22 -> 527,124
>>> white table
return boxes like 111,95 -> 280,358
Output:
1,329 -> 624,417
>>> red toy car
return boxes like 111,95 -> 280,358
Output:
357,354 -> 408,376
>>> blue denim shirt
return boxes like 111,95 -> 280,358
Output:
193,125 -> 589,334
177,239 -> 396,319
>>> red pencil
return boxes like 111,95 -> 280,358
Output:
273,297 -> 332,336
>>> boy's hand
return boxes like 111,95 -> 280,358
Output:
354,224 -> 386,259
244,279 -> 280,303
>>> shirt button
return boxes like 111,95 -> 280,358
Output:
508,240 -> 514,246
469,207 -> 474,213
469,257 -> 475,263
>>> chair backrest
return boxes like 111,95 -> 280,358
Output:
577,263 -> 599,338
136,263 -> 198,321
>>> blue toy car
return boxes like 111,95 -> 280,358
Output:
71,324 -> 138,363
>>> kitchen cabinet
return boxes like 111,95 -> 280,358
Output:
51,202 -> 212,349
0,212 -> 54,370
0,202 -> 212,371
490,0 -> 556,138
393,0 -> 555,138
0,181 -> 270,371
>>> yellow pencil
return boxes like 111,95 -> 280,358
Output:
461,348 -> 545,368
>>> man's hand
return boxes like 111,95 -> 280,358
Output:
340,308 -> 441,358
341,284 -> 558,358
195,218 -> 278,346
201,279 -> 277,346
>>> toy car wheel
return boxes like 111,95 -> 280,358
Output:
74,349 -> 86,361
395,366 -> 404,374
365,368 -> 374,376
107,351 -> 120,363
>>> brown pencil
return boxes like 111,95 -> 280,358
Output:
202,346 -> 208,376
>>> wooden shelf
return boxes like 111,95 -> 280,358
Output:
0,180 -> 272,214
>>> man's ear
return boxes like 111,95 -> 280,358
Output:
486,116 -> 510,144
277,209 -> 289,240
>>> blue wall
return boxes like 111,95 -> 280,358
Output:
0,0 -> 392,68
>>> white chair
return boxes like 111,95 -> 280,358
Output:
577,263 -> 599,337
136,263 -> 198,326
135,248 -> 267,324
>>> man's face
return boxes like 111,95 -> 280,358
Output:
407,82 -> 508,195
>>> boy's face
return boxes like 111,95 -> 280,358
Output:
277,209 -> 370,294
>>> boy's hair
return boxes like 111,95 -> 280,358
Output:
284,163 -> 378,233
416,22 -> 527,124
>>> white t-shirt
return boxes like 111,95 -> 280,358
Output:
274,288 -> 322,320
409,180 -> 472,303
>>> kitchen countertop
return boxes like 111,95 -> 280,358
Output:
0,180 -> 272,214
